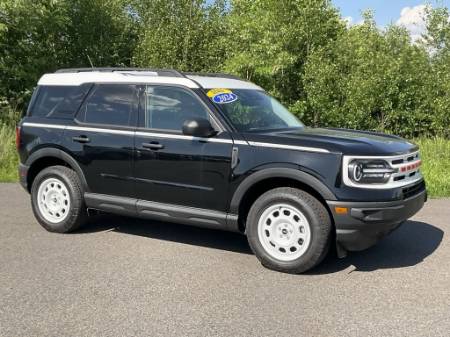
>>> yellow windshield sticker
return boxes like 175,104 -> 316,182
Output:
207,88 -> 232,98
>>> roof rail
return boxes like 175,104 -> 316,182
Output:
183,72 -> 244,81
55,68 -> 185,78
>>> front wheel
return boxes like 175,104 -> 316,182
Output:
246,187 -> 331,274
31,165 -> 87,233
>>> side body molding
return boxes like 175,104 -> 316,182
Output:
25,148 -> 89,192
229,168 -> 337,214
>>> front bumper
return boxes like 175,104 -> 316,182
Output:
327,188 -> 427,252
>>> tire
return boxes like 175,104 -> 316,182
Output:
31,165 -> 87,233
246,187 -> 331,274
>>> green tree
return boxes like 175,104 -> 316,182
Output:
0,0 -> 136,113
0,0 -> 449,138
224,0 -> 344,110
132,0 -> 228,72
423,6 -> 450,137
63,0 -> 138,68
0,0 -> 67,107
304,11 -> 434,137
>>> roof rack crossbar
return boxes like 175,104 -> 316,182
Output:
55,68 -> 185,77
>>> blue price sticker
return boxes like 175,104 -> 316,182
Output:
212,92 -> 238,104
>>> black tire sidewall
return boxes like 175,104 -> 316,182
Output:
31,166 -> 84,233
247,188 -> 331,273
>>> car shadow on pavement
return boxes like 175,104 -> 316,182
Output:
76,214 -> 253,255
75,217 -> 443,272
310,220 -> 444,274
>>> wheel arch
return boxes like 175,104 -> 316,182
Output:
25,148 -> 88,192
230,168 -> 337,232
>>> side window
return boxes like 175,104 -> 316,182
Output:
31,85 -> 90,118
79,84 -> 138,126
145,86 -> 210,131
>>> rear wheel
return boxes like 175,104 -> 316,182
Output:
31,166 -> 87,233
246,187 -> 331,274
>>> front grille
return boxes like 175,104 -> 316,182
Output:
387,151 -> 422,186
402,180 -> 425,199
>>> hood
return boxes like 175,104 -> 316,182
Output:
244,127 -> 418,156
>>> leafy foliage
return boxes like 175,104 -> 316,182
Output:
0,0 -> 449,138
132,0 -> 228,72
415,138 -> 450,197
0,0 -> 136,108
223,0 -> 344,106
303,13 -> 435,137
0,122 -> 17,181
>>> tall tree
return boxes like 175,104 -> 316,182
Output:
224,0 -> 344,106
423,7 -> 450,137
304,11 -> 433,136
132,0 -> 228,72
0,0 -> 67,105
0,0 -> 449,137
63,0 -> 137,68
0,0 -> 136,109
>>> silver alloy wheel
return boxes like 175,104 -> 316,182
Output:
37,177 -> 71,223
257,203 -> 311,261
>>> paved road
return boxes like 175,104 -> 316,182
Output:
0,183 -> 449,337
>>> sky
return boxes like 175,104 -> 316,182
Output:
333,0 -> 450,41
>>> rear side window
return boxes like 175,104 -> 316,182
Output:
31,85 -> 90,118
78,84 -> 138,127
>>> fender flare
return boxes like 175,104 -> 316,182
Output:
229,168 -> 337,214
25,147 -> 89,191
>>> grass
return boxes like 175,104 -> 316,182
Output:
0,123 -> 448,197
415,138 -> 450,198
0,123 -> 18,182
0,124 -> 19,182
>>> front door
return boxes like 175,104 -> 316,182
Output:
134,85 -> 233,212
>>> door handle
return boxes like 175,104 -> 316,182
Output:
72,135 -> 90,143
142,142 -> 164,150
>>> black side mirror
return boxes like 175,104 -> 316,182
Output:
182,118 -> 217,138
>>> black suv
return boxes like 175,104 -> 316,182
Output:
17,68 -> 426,273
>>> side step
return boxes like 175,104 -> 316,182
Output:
84,193 -> 240,232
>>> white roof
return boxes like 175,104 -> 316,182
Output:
185,75 -> 263,90
38,71 -> 199,88
38,71 -> 263,90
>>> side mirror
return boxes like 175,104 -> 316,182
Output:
182,118 -> 217,138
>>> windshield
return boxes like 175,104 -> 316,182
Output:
207,89 -> 303,132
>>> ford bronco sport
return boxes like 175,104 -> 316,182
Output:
17,68 -> 427,273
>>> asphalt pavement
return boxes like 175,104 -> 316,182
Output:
0,183 -> 449,337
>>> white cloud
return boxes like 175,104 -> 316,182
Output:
342,16 -> 364,28
396,5 -> 428,42
343,16 -> 354,27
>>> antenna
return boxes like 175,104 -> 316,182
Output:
86,53 -> 94,69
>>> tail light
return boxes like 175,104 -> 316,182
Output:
15,126 -> 21,150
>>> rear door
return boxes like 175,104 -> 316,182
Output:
133,85 -> 233,212
63,84 -> 138,198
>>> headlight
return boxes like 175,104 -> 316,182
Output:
347,159 -> 395,184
